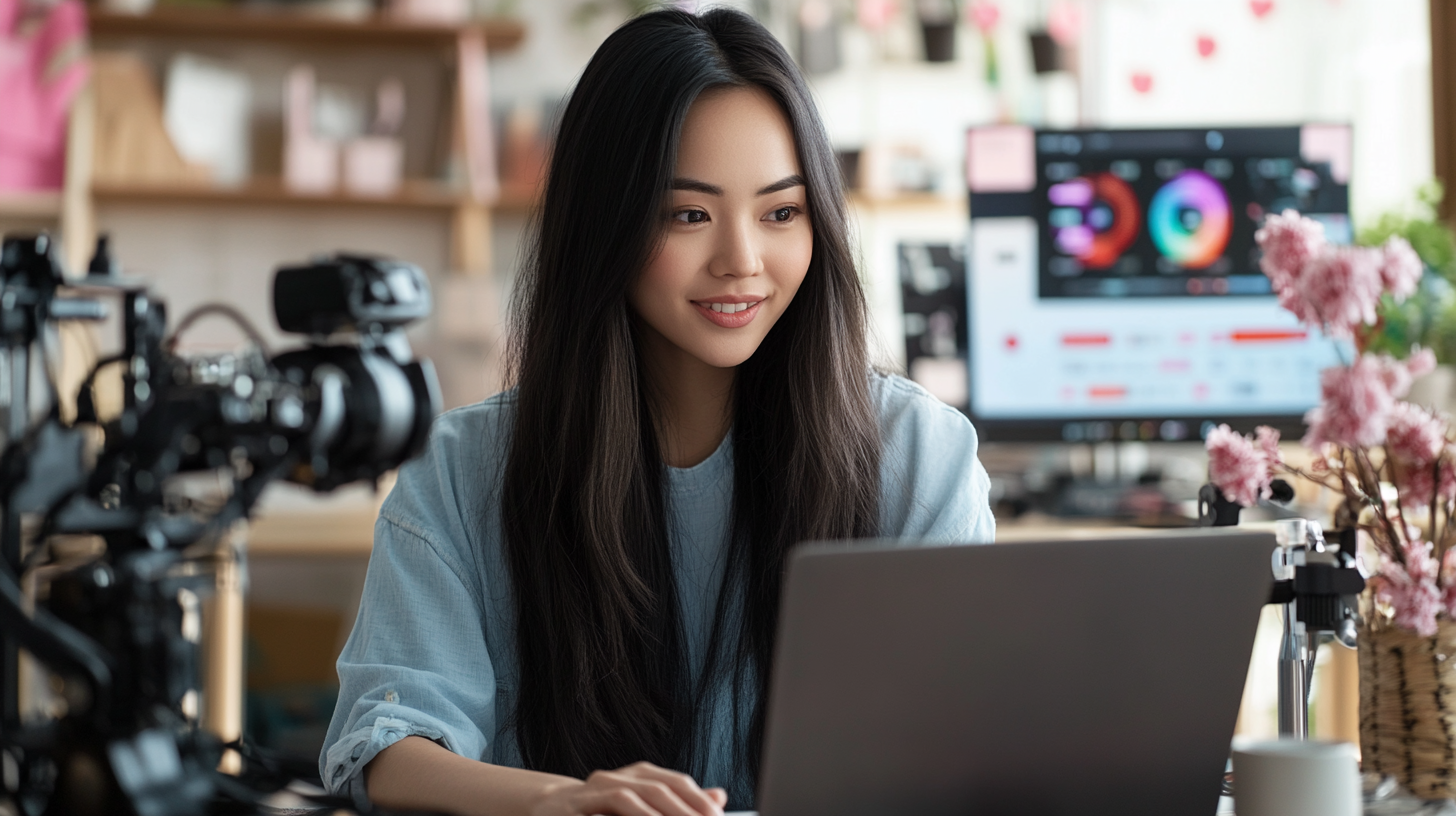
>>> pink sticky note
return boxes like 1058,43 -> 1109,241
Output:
966,125 -> 1036,193
1300,123 -> 1352,185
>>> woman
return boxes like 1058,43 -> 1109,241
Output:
321,8 -> 993,816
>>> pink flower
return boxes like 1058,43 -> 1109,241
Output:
1396,448 -> 1456,509
1388,400 -> 1452,506
1255,425 -> 1283,467
1408,346 -> 1438,379
1379,236 -> 1424,301
1255,211 -> 1423,335
1387,402 -> 1447,466
1205,424 -> 1275,506
1288,246 -> 1385,338
1303,354 -> 1433,449
1304,355 -> 1400,448
1375,541 -> 1443,636
1379,351 -> 1430,401
1255,209 -> 1326,289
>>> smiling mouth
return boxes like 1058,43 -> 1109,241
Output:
696,300 -> 762,314
692,299 -> 765,328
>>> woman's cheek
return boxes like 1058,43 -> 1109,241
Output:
638,237 -> 694,308
773,226 -> 814,299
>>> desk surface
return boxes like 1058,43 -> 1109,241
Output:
244,506 -> 1204,556
723,799 -> 1238,816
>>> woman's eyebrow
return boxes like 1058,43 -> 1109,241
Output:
672,178 -> 723,195
669,174 -> 807,196
755,174 -> 806,196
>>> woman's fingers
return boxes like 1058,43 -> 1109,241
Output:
625,764 -> 724,816
573,786 -> 662,816
569,763 -> 724,816
623,778 -> 715,816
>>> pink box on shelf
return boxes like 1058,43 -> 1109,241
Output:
343,137 -> 403,198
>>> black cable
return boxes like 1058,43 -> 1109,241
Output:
164,303 -> 271,357
0,562 -> 112,716
74,352 -> 125,424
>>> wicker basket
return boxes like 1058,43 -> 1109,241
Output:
1359,617 -> 1456,798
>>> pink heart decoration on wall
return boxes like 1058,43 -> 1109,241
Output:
1250,0 -> 1274,18
1047,1 -> 1082,45
1196,35 -> 1216,58
969,1 -> 1000,34
857,0 -> 898,32
1130,72 -> 1153,94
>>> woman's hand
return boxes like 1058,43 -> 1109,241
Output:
531,762 -> 728,816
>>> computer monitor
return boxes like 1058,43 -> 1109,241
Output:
955,124 -> 1351,443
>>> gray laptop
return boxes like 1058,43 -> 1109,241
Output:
756,530 -> 1275,816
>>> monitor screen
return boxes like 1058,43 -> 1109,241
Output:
959,125 -> 1351,443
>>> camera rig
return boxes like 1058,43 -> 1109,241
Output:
0,234 -> 441,815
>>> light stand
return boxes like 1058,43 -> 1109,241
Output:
1202,490 -> 1365,739
1268,517 -> 1364,739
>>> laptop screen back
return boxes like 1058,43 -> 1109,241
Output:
757,531 -> 1274,816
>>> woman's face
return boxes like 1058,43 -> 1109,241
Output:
630,86 -> 813,371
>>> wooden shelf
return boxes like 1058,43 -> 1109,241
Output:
496,184 -> 537,212
92,177 -> 538,211
0,191 -> 64,220
95,177 -> 458,209
89,7 -> 526,51
849,190 -> 965,211
247,508 -> 377,557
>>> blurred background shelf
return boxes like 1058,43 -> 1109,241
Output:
848,190 -> 966,212
91,179 -> 538,211
0,192 -> 63,220
89,7 -> 526,51
73,7 -> 533,286
248,509 -> 379,557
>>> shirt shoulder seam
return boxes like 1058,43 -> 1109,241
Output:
876,372 -> 973,426
376,512 -> 487,616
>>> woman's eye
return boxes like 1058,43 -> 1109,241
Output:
673,209 -> 709,224
767,207 -> 800,222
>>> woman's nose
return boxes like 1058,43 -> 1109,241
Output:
710,217 -> 764,278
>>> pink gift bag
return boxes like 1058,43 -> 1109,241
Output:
0,0 -> 89,191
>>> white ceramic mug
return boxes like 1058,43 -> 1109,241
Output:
1231,739 -> 1361,816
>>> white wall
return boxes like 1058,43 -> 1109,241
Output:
1086,0 -> 1431,225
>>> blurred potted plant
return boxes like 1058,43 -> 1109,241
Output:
916,0 -> 959,62
1360,182 -> 1456,410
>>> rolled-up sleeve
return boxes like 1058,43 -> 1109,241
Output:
320,513 -> 496,805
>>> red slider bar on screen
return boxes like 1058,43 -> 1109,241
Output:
1230,329 -> 1308,343
1062,333 -> 1112,347
1088,386 -> 1127,400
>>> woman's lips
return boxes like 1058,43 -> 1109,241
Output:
693,300 -> 763,328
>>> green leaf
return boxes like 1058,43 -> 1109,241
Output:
1361,182 -> 1456,362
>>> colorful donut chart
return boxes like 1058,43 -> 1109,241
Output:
1148,170 -> 1231,269
1048,172 -> 1141,269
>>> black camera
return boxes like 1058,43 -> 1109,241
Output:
0,236 -> 441,815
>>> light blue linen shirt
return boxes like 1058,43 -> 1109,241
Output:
320,372 -> 994,807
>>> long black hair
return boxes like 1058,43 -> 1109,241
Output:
500,8 -> 880,805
